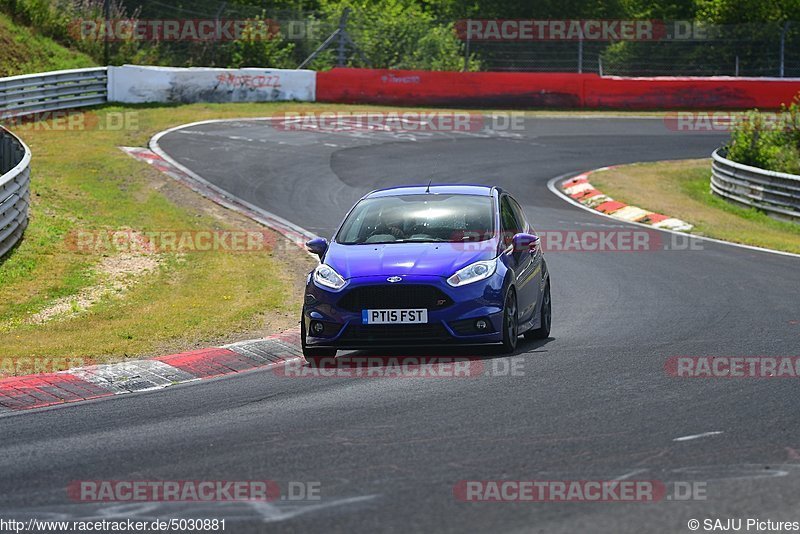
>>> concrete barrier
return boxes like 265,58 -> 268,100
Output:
108,65 -> 316,104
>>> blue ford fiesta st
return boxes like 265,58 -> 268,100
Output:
301,184 -> 551,362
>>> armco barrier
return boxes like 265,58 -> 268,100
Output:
0,67 -> 108,119
317,68 -> 800,110
0,65 -> 316,257
0,67 -> 109,259
711,148 -> 800,223
107,65 -> 316,103
0,127 -> 31,258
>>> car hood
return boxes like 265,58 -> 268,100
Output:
325,241 -> 498,279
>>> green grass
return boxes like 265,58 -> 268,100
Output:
0,102 -> 334,366
591,159 -> 800,254
0,12 -> 95,77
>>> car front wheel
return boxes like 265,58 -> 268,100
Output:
525,280 -> 551,340
501,288 -> 519,353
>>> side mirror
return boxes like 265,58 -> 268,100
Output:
511,233 -> 539,253
306,237 -> 328,259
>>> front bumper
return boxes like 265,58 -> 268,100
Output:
303,273 -> 506,349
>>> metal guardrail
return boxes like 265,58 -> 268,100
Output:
0,67 -> 108,119
711,148 -> 800,223
0,127 -> 31,258
0,67 -> 108,258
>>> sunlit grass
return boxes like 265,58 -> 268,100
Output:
591,159 -> 800,254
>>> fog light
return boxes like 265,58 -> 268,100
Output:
475,319 -> 488,330
311,321 -> 325,335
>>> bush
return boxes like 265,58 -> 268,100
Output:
229,18 -> 296,69
317,0 -> 476,71
725,99 -> 800,175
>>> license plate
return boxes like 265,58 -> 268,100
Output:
362,309 -> 428,324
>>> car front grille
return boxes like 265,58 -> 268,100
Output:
337,284 -> 452,312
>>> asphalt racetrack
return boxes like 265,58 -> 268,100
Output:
2,116 -> 799,533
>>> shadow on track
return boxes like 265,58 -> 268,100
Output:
304,336 -> 555,371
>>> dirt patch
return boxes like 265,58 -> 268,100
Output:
27,251 -> 162,324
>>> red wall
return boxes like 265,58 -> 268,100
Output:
316,68 -> 800,110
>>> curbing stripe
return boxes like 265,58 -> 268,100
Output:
224,339 -> 301,365
572,188 -> 603,201
564,182 -> 594,196
0,331 -> 306,413
652,218 -> 694,232
560,171 -> 694,231
640,212 -> 670,224
155,347 -> 261,379
0,374 -> 114,411
595,200 -> 628,214
583,194 -> 613,208
71,360 -> 198,394
610,205 -> 652,222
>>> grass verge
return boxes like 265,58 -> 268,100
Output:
0,13 -> 96,77
0,102 -> 353,369
589,159 -> 800,254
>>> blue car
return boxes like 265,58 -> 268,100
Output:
301,184 -> 551,362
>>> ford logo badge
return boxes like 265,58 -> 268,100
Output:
387,276 -> 402,283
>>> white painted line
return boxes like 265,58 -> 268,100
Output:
673,431 -> 724,442
613,468 -> 648,481
547,172 -> 800,259
149,118 -> 320,248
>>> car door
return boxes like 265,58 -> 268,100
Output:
500,195 -> 535,322
508,195 -> 542,324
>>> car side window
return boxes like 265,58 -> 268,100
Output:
509,197 -> 529,233
500,195 -> 522,246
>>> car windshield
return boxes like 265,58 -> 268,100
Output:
336,193 -> 494,245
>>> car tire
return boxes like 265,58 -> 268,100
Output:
301,312 -> 337,365
525,280 -> 551,340
501,288 -> 519,353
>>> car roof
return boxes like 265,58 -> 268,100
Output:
365,184 -> 498,198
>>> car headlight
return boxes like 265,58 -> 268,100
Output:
313,263 -> 347,290
447,259 -> 497,287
